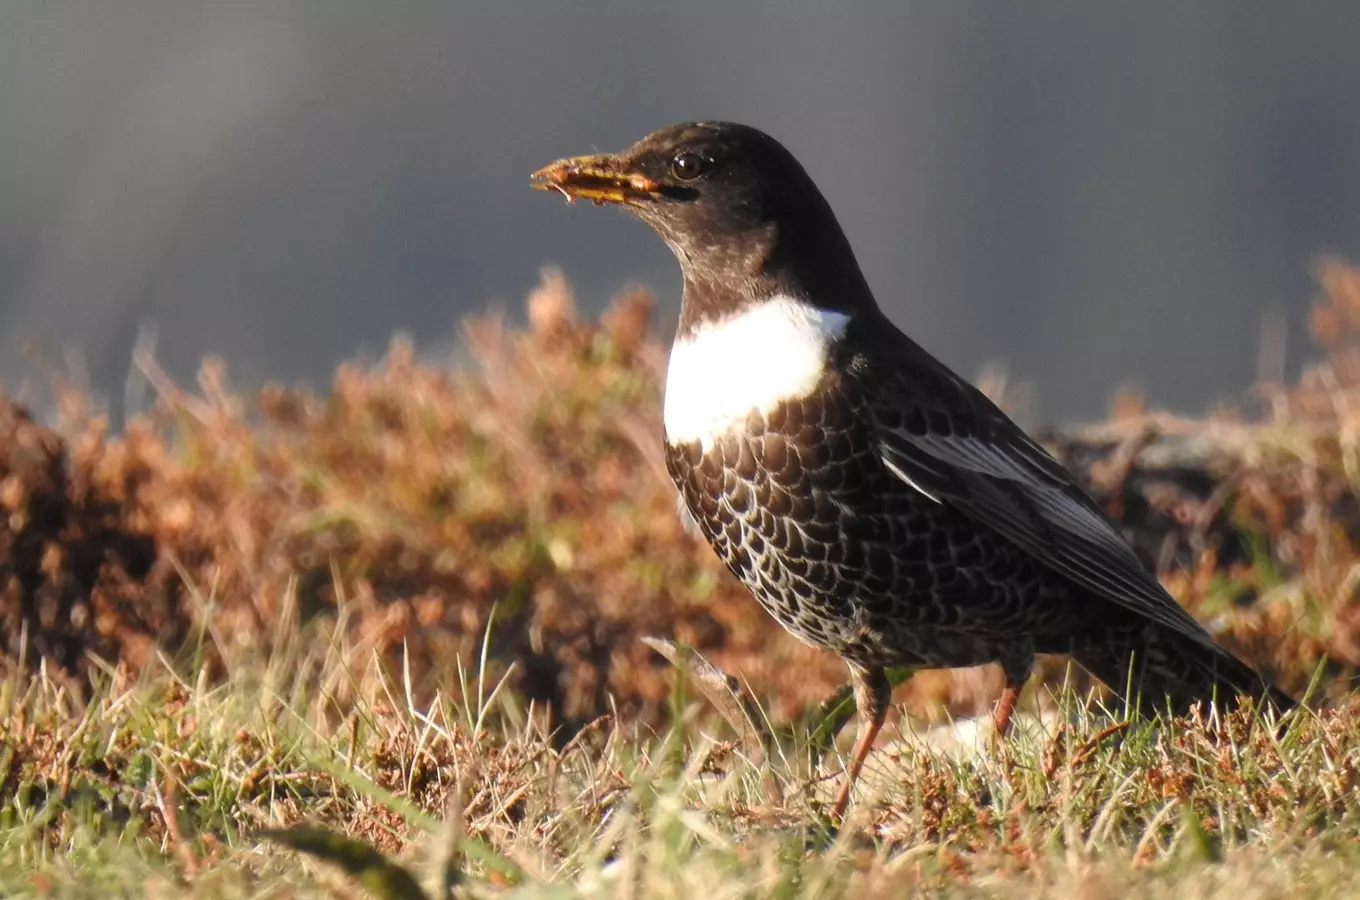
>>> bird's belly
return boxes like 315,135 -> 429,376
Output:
663,397 -> 1071,668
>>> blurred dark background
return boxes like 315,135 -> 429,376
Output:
2,3 -> 1358,423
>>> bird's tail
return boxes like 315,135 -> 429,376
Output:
1068,621 -> 1294,720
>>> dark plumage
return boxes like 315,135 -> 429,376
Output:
532,121 -> 1292,818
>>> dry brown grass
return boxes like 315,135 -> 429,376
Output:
5,263 -> 1360,894
7,264 -> 1360,732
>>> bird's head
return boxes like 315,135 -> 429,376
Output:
532,121 -> 874,322
533,123 -> 839,280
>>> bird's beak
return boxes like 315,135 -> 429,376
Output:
530,153 -> 662,206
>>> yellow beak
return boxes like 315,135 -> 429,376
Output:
530,154 -> 662,206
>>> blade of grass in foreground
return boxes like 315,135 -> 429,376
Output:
260,826 -> 430,900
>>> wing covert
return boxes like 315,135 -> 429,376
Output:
846,319 -> 1218,650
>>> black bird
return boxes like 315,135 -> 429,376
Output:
531,122 -> 1292,818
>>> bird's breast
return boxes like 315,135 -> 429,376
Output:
662,295 -> 851,449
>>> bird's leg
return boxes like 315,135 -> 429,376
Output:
992,651 -> 1034,737
830,664 -> 891,822
991,681 -> 1021,736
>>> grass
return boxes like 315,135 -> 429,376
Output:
0,610 -> 1355,898
6,261 -> 1360,894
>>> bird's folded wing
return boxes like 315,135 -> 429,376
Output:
855,340 -> 1218,651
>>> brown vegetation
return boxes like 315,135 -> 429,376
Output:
6,262 -> 1360,736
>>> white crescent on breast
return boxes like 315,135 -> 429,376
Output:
663,296 -> 851,449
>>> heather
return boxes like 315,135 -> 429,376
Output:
4,264 -> 1360,896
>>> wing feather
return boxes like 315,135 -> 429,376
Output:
848,317 -> 1217,650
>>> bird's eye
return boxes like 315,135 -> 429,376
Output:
669,151 -> 709,182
